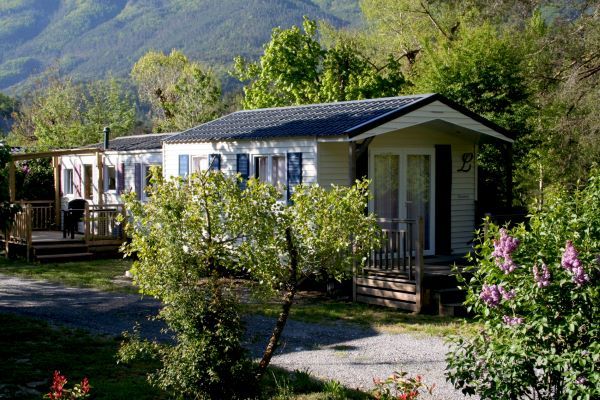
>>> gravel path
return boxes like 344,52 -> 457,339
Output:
0,274 -> 472,399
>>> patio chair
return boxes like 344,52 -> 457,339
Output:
63,199 -> 87,239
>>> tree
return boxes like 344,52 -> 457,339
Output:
8,75 -> 136,149
0,92 -> 17,134
233,17 -> 407,109
119,170 -> 380,397
131,50 -> 222,132
447,168 -> 600,399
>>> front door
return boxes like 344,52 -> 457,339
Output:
371,149 -> 435,255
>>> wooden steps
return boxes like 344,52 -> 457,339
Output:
355,274 -> 418,312
31,240 -> 93,263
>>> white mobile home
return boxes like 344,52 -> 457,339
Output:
163,93 -> 513,257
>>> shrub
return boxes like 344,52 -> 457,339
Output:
446,170 -> 600,399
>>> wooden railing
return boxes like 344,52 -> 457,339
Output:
355,217 -> 425,312
23,200 -> 55,231
7,204 -> 33,261
84,204 -> 126,242
365,218 -> 423,280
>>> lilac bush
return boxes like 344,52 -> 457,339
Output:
447,170 -> 600,399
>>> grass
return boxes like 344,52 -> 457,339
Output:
0,312 -> 371,400
242,298 -> 478,337
0,256 -> 135,293
0,313 -> 165,400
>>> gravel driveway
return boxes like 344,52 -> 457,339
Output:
0,273 -> 472,399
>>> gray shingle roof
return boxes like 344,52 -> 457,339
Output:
86,132 -> 175,151
165,94 -> 440,143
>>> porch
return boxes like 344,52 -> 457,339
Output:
2,200 -> 126,262
353,218 -> 469,315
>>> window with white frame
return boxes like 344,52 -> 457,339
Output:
254,155 -> 286,192
63,169 -> 73,195
105,165 -> 116,191
191,155 -> 209,173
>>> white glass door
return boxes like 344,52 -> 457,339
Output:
372,150 -> 435,254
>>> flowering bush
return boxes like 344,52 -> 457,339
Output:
372,371 -> 434,400
446,170 -> 600,399
44,371 -> 90,400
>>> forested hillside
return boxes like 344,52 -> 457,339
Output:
0,0 -> 360,92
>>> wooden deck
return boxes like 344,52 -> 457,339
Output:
31,230 -> 85,243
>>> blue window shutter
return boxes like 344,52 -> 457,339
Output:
117,162 -> 125,195
134,163 -> 141,200
236,154 -> 249,188
209,154 -> 221,171
287,152 -> 302,200
179,154 -> 189,177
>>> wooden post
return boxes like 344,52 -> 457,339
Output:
8,161 -> 16,202
415,217 -> 425,313
53,156 -> 61,228
26,204 -> 32,262
84,202 -> 90,241
97,151 -> 104,206
349,142 -> 357,184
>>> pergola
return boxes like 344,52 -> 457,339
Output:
8,147 -> 106,226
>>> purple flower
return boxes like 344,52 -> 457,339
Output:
492,229 -> 520,274
561,241 -> 590,286
502,315 -> 524,326
21,165 -> 30,174
561,241 -> 582,270
533,263 -> 551,288
576,376 -> 587,385
480,284 -> 515,307
572,265 -> 590,286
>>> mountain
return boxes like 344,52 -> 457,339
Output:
0,0 -> 361,93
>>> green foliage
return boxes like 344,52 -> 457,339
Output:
371,371 -> 434,399
0,201 -> 22,233
8,74 -> 135,149
0,142 -> 10,201
14,158 -> 54,200
233,17 -> 407,109
120,170 -> 380,394
119,279 -> 256,400
446,168 -> 600,399
131,49 -> 222,132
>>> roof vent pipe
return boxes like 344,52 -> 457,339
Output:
103,127 -> 110,150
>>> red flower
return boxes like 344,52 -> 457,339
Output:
47,370 -> 67,399
80,377 -> 90,394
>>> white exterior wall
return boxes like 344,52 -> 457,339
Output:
59,150 -> 162,211
317,142 -> 350,187
369,127 -> 477,256
163,138 -> 318,184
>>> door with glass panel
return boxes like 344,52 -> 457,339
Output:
372,150 -> 434,255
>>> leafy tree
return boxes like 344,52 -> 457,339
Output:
131,50 -> 222,132
447,168 -> 600,398
0,142 -> 10,201
8,74 -> 135,149
0,92 -> 17,132
119,170 -> 380,397
233,17 -> 407,109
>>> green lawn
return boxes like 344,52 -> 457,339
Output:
243,298 -> 477,337
0,313 -> 165,400
0,256 -> 135,293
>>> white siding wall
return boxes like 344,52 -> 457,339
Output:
163,138 -> 318,184
369,126 -> 476,255
60,151 -> 162,211
317,142 -> 350,187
